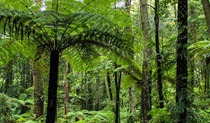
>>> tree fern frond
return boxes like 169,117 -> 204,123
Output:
35,10 -> 66,24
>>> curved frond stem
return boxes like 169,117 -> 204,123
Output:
60,20 -> 74,43
32,20 -> 53,48
78,0 -> 95,12
17,0 -> 35,14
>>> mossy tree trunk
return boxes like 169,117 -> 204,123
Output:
176,0 -> 188,123
33,59 -> 44,119
125,1 -> 136,122
155,0 -> 164,109
4,60 -> 13,95
139,0 -> 152,122
201,0 -> 210,97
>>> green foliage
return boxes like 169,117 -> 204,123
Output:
62,110 -> 115,123
189,40 -> 210,58
0,93 -> 34,123
0,93 -> 14,122
149,107 -> 170,123
149,105 -> 210,123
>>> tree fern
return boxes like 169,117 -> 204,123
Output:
0,7 -> 134,122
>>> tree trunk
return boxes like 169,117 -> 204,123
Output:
155,0 -> 164,109
189,3 -> 197,95
107,71 -> 113,101
139,0 -> 152,122
33,59 -> 44,119
124,1 -> 136,122
4,60 -> 13,95
87,77 -> 93,110
201,0 -> 210,34
64,61 -> 70,116
81,72 -> 87,109
176,0 -> 188,123
201,0 -> 210,97
205,57 -> 210,95
115,65 -> 122,123
95,73 -> 100,111
128,86 -> 136,123
33,0 -> 44,119
21,62 -> 26,90
46,50 -> 59,123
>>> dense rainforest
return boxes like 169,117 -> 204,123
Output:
0,0 -> 210,123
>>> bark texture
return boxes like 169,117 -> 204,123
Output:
139,0 -> 152,122
201,0 -> 210,34
176,0 -> 188,123
125,1 -> 136,122
201,0 -> 210,96
33,59 -> 44,119
4,60 -> 13,95
155,0 -> 164,109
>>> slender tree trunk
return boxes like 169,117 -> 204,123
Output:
107,71 -> 113,101
205,57 -> 210,95
23,60 -> 31,89
33,0 -> 44,119
64,61 -> 70,116
128,86 -> 136,122
95,73 -> 100,111
87,77 -> 93,110
139,0 -> 152,122
176,0 -> 188,123
46,50 -> 59,123
33,59 -> 44,119
21,62 -> 26,90
26,61 -> 33,87
189,5 -> 196,95
115,65 -> 122,123
81,72 -> 87,109
125,1 -> 136,122
201,0 -> 210,97
155,0 -> 164,109
201,0 -> 210,34
4,60 -> 13,95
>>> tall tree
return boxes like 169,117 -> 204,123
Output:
201,0 -> 210,34
64,61 -> 70,116
106,71 -> 113,101
95,71 -> 100,111
114,64 -> 122,123
33,58 -> 44,118
201,0 -> 210,96
33,0 -> 44,119
188,3 -> 197,97
154,0 -> 163,109
176,0 -> 188,123
125,1 -> 136,122
139,0 -> 152,122
4,60 -> 13,95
